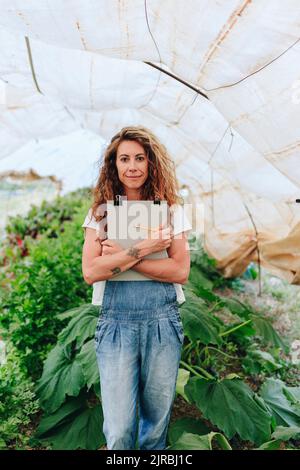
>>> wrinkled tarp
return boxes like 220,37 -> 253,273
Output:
1,0 -> 300,282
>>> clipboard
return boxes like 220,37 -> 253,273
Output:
106,195 -> 170,281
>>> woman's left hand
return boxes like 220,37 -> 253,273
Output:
101,239 -> 123,256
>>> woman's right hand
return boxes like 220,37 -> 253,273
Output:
134,223 -> 173,256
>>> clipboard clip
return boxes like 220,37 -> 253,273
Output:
154,197 -> 161,205
114,195 -> 124,206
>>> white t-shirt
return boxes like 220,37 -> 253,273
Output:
81,203 -> 192,306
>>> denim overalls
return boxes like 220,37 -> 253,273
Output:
94,279 -> 184,450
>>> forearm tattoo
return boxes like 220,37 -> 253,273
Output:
127,246 -> 141,259
110,247 -> 142,276
111,267 -> 121,276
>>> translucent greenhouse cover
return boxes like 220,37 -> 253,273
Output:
1,0 -> 300,283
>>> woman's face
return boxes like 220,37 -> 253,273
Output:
115,140 -> 149,198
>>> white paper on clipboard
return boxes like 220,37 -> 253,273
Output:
106,199 -> 170,281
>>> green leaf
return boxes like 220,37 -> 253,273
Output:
0,438 -> 7,449
255,439 -> 282,450
35,395 -> 85,436
249,267 -> 258,280
183,287 -> 209,307
167,431 -> 232,450
252,316 -> 289,353
211,432 -> 232,450
185,377 -> 272,445
242,349 -> 283,375
283,385 -> 300,408
185,276 -> 222,304
56,303 -> 98,321
180,303 -> 222,345
187,265 -> 213,291
221,297 -> 252,319
58,305 -> 98,349
242,356 -> 261,375
93,381 -> 101,399
175,368 -> 191,403
76,339 -> 99,390
259,378 -> 300,427
35,344 -> 85,413
195,287 -> 221,303
167,418 -> 210,446
225,373 -> 241,380
35,401 -> 105,450
272,426 -> 300,441
229,322 -> 256,342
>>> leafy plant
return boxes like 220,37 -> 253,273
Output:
184,376 -> 273,445
242,347 -> 283,375
33,303 -> 105,450
3,187 -> 91,245
0,345 -> 40,449
167,430 -> 232,450
1,199 -> 298,450
259,378 -> 300,428
167,417 -> 209,445
34,392 -> 105,450
0,208 -> 92,379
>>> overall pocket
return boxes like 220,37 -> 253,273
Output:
94,318 -> 110,350
168,305 -> 184,345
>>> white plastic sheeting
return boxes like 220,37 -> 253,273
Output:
1,0 -> 300,281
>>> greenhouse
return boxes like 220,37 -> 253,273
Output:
0,0 -> 300,454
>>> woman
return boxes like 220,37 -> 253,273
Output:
81,126 -> 191,450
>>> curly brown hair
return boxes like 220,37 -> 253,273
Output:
88,126 -> 183,226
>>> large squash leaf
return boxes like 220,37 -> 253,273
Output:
180,303 -> 222,345
187,265 -> 213,292
167,431 -> 232,450
58,305 -> 98,349
56,303 -> 98,321
35,397 -> 105,450
183,287 -> 209,308
35,394 -> 86,436
259,378 -> 300,427
185,377 -> 272,445
35,343 -> 85,413
167,417 -> 209,446
221,297 -> 252,319
242,349 -> 283,375
175,368 -> 191,402
76,339 -> 99,390
252,316 -> 289,352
